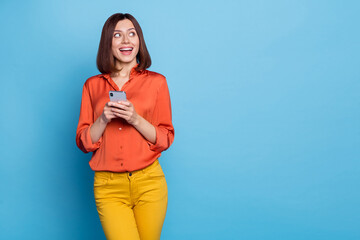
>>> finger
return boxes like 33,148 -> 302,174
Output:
106,108 -> 115,114
118,101 -> 131,106
107,102 -> 115,107
105,112 -> 116,120
106,101 -> 117,108
109,102 -> 126,110
119,106 -> 131,112
111,108 -> 128,115
108,101 -> 120,106
113,112 -> 129,120
116,101 -> 131,108
112,108 -> 131,117
113,105 -> 131,113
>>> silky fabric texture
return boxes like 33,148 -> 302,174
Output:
76,64 -> 175,172
94,159 -> 168,240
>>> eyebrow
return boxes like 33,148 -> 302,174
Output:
114,28 -> 135,32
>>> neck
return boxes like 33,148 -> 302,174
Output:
112,60 -> 137,78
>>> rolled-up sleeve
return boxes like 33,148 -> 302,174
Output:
76,84 -> 102,153
147,78 -> 175,152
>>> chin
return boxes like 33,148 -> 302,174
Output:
115,56 -> 137,66
121,59 -> 136,64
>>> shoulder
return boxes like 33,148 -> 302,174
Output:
141,69 -> 167,84
83,73 -> 107,89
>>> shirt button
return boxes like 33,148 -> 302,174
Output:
121,163 -> 123,166
120,146 -> 123,150
118,128 -> 122,130
129,172 -> 132,176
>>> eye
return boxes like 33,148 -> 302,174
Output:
114,33 -> 121,38
129,31 -> 136,37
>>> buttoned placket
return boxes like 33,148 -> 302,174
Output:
117,124 -> 124,167
102,65 -> 140,170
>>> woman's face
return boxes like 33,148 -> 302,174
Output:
111,19 -> 140,67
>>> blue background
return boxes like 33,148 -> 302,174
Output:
1,0 -> 359,239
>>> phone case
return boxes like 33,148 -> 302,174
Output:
109,91 -> 127,102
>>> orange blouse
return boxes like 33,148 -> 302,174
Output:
76,65 -> 174,172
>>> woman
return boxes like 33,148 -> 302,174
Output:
76,13 -> 174,240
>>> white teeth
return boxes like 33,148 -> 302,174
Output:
120,48 -> 133,51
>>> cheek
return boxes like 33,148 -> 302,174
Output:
133,37 -> 140,48
134,45 -> 140,54
134,42 -> 140,54
111,46 -> 117,56
111,41 -> 120,53
112,38 -> 121,47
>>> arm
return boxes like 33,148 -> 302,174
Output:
76,84 -> 124,151
133,115 -> 157,144
109,78 -> 174,152
89,114 -> 108,144
76,84 -> 103,153
89,101 -> 124,143
148,78 -> 175,151
108,101 -> 157,144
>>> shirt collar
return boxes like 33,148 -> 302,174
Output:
102,63 -> 140,80
130,63 -> 140,77
102,64 -> 141,90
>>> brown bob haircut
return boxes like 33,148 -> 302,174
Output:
96,13 -> 151,74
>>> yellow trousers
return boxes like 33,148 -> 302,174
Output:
93,160 -> 168,240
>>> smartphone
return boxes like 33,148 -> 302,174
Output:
109,91 -> 127,102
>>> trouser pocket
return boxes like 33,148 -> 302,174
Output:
141,160 -> 165,178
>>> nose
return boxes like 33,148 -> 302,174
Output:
122,35 -> 129,43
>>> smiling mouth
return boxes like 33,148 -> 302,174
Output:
119,47 -> 133,55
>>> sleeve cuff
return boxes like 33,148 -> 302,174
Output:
81,124 -> 102,153
147,126 -> 169,152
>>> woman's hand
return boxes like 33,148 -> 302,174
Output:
107,101 -> 139,126
100,102 -> 119,124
